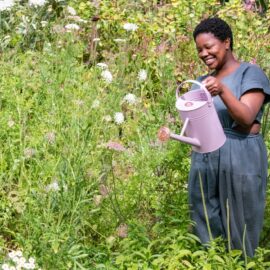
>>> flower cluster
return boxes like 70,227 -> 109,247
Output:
114,38 -> 126,43
67,6 -> 76,16
29,0 -> 46,7
24,148 -> 36,159
123,23 -> 138,32
138,69 -> 147,81
114,112 -> 124,125
123,93 -> 137,105
44,132 -> 56,144
65,24 -> 80,32
91,99 -> 100,109
117,224 -> 128,238
1,250 -> 37,270
106,141 -> 126,152
0,0 -> 14,11
101,70 -> 113,83
45,180 -> 60,192
96,63 -> 108,69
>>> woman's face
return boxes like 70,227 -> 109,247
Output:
195,32 -> 230,70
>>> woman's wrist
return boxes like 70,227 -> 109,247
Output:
219,83 -> 225,96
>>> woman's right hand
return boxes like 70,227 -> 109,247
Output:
202,76 -> 225,96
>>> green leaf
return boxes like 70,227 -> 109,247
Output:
202,264 -> 211,270
177,249 -> 192,258
246,262 -> 256,269
229,249 -> 242,257
192,250 -> 206,258
213,255 -> 225,264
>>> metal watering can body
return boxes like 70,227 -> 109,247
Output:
170,80 -> 226,153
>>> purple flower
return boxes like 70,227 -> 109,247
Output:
249,58 -> 257,65
106,141 -> 126,152
117,224 -> 128,238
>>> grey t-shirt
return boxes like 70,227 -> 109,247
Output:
194,62 -> 270,128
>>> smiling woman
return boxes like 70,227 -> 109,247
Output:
188,17 -> 270,257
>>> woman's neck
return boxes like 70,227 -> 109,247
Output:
213,55 -> 240,79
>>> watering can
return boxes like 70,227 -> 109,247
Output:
169,80 -> 226,153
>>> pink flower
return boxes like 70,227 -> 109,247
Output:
249,58 -> 257,65
99,184 -> 109,197
157,126 -> 170,142
244,0 -> 256,11
117,224 -> 128,238
106,141 -> 126,151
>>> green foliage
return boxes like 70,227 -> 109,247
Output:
0,0 -> 67,51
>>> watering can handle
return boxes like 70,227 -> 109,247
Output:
175,79 -> 212,103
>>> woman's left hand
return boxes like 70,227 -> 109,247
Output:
202,76 -> 224,96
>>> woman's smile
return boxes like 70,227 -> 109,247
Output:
195,32 -> 229,70
204,56 -> 216,66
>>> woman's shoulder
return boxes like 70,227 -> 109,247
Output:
240,61 -> 268,77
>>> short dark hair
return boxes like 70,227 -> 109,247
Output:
193,17 -> 233,51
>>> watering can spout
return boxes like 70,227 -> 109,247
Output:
170,133 -> 201,147
169,117 -> 201,147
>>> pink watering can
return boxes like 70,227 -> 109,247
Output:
163,80 -> 226,153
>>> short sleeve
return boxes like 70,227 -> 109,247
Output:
241,64 -> 270,104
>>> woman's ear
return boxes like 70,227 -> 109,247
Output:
225,38 -> 231,50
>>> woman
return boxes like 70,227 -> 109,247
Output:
189,17 -> 270,257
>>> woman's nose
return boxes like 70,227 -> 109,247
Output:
199,48 -> 208,57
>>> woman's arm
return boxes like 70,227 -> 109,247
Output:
202,76 -> 265,128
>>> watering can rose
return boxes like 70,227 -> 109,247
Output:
157,126 -> 170,142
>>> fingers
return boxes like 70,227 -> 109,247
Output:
201,76 -> 221,96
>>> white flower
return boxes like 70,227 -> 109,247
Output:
123,93 -> 137,105
74,99 -> 84,106
91,99 -> 100,109
96,63 -> 108,69
28,258 -> 35,265
67,15 -> 87,23
138,69 -> 147,81
103,115 -> 112,122
65,23 -> 80,31
44,132 -> 56,144
8,251 -> 17,259
93,38 -> 100,42
41,21 -> 48,27
0,0 -> 14,11
12,256 -> 20,264
45,181 -> 60,192
67,6 -> 76,15
2,264 -> 9,270
23,262 -> 35,270
15,250 -> 23,257
123,23 -> 138,31
24,148 -> 35,159
7,119 -> 15,127
93,195 -> 103,206
114,38 -> 126,43
101,70 -> 113,83
18,257 -> 26,266
114,112 -> 124,125
29,0 -> 46,7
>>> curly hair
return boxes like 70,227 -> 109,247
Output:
193,17 -> 233,51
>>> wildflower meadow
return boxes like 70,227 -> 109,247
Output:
1,0 -> 270,269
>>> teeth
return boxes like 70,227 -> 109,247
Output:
205,58 -> 214,64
